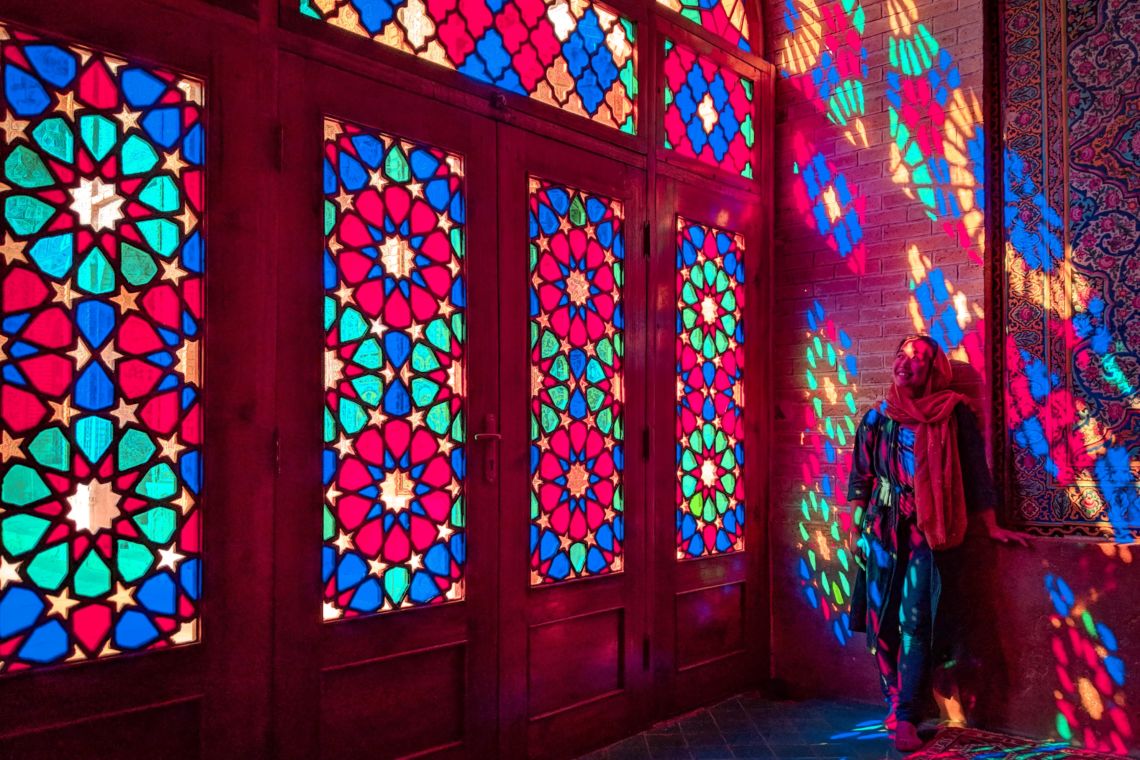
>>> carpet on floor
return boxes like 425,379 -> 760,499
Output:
912,728 -> 1126,760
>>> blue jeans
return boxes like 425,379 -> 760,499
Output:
874,517 -> 934,724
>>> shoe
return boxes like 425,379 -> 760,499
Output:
894,721 -> 923,752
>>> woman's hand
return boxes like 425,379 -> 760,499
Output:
979,510 -> 1029,547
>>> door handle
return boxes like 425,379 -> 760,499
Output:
473,414 -> 499,484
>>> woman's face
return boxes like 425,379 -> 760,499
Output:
893,338 -> 936,392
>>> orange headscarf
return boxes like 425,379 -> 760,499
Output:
884,337 -> 970,550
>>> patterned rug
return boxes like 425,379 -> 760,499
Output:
912,727 -> 1128,760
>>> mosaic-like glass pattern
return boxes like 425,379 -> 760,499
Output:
528,178 -> 624,583
657,0 -> 751,52
0,23 -> 204,671
300,0 -> 638,134
675,217 -> 744,558
663,40 -> 755,178
322,117 -> 466,619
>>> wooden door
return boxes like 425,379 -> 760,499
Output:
273,54 -> 500,760
647,176 -> 769,716
495,126 -> 650,758
0,3 -> 275,757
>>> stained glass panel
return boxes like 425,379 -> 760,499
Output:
0,23 -> 204,671
657,0 -> 751,52
529,178 -> 624,584
663,40 -> 755,178
675,217 -> 744,559
322,117 -> 466,619
300,0 -> 638,134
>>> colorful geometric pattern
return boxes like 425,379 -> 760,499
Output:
0,23 -> 204,671
322,117 -> 466,619
778,0 -> 869,147
1044,574 -> 1133,754
529,178 -> 624,584
796,302 -> 859,645
300,0 -> 638,134
656,0 -> 752,52
790,132 -> 866,274
885,7 -> 986,258
662,40 -> 755,178
905,244 -> 984,370
675,217 -> 745,559
1001,0 -> 1140,541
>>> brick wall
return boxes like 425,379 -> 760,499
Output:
765,0 -> 989,701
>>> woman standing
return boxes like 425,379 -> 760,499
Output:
847,335 -> 1025,752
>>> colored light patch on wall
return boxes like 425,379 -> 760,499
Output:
796,302 -> 859,645
905,245 -> 984,371
1044,574 -> 1133,754
0,23 -> 204,672
657,0 -> 751,52
529,178 -> 625,584
676,217 -> 745,558
790,133 -> 866,274
321,117 -> 466,619
779,0 -> 869,147
884,7 -> 986,259
663,40 -> 755,178
300,0 -> 637,134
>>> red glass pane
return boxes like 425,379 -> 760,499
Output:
321,117 -> 466,619
675,216 -> 745,558
529,178 -> 624,583
1,22 -> 204,671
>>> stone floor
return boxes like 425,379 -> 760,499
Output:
575,694 -> 1124,760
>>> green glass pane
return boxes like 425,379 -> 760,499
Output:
27,426 -> 70,471
5,144 -> 53,188
121,242 -> 158,286
5,195 -> 56,236
1,513 -> 51,556
121,134 -> 159,175
80,114 -> 119,161
33,117 -> 74,163
2,464 -> 51,507
133,506 -> 178,544
136,463 -> 178,500
26,543 -> 69,590
138,175 -> 181,213
117,539 -> 156,583
74,550 -> 112,598
118,428 -> 157,471
74,415 -> 114,464
76,247 -> 117,294
137,218 -> 181,256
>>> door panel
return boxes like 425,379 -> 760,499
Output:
497,126 -> 649,758
650,178 -> 767,717
274,54 -> 499,760
0,5 -> 274,757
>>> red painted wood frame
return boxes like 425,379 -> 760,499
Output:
496,127 -> 650,758
648,174 -> 771,719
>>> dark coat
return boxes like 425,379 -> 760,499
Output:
846,402 -> 996,658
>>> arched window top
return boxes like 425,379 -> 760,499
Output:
657,0 -> 752,52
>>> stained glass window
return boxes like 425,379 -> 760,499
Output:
657,0 -> 751,52
0,23 -> 204,672
663,40 -> 755,178
300,0 -> 638,134
675,217 -> 744,559
529,178 -> 624,584
322,117 -> 466,619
